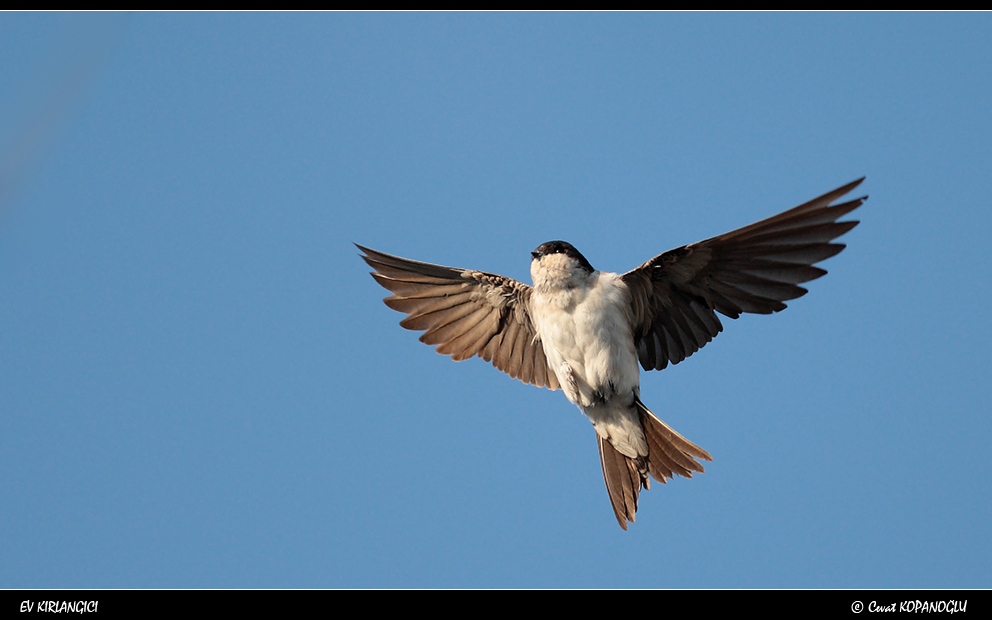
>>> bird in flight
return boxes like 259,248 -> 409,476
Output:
358,179 -> 865,529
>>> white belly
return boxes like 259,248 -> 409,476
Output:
532,272 -> 640,408
532,271 -> 648,458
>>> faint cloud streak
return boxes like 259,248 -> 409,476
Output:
0,13 -> 128,214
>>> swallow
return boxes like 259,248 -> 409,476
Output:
358,178 -> 865,529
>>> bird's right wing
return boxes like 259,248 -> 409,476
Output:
358,245 -> 560,391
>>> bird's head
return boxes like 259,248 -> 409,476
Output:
530,240 -> 595,290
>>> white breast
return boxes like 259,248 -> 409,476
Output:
531,271 -> 640,408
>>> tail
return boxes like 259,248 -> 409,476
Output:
635,397 -> 712,485
598,434 -> 646,530
598,397 -> 712,530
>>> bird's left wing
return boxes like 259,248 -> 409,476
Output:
622,179 -> 865,371
358,245 -> 560,391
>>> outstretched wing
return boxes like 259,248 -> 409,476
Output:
358,245 -> 560,390
623,178 -> 866,371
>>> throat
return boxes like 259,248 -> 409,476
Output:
534,268 -> 595,295
531,254 -> 594,293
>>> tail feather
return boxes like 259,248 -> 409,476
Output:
598,435 -> 646,530
636,397 -> 713,465
597,397 -> 712,530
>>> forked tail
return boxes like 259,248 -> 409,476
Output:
598,397 -> 712,529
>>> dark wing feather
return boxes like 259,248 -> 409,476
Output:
358,245 -> 559,391
623,179 -> 866,371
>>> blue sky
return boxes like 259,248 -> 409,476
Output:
1,13 -> 989,588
